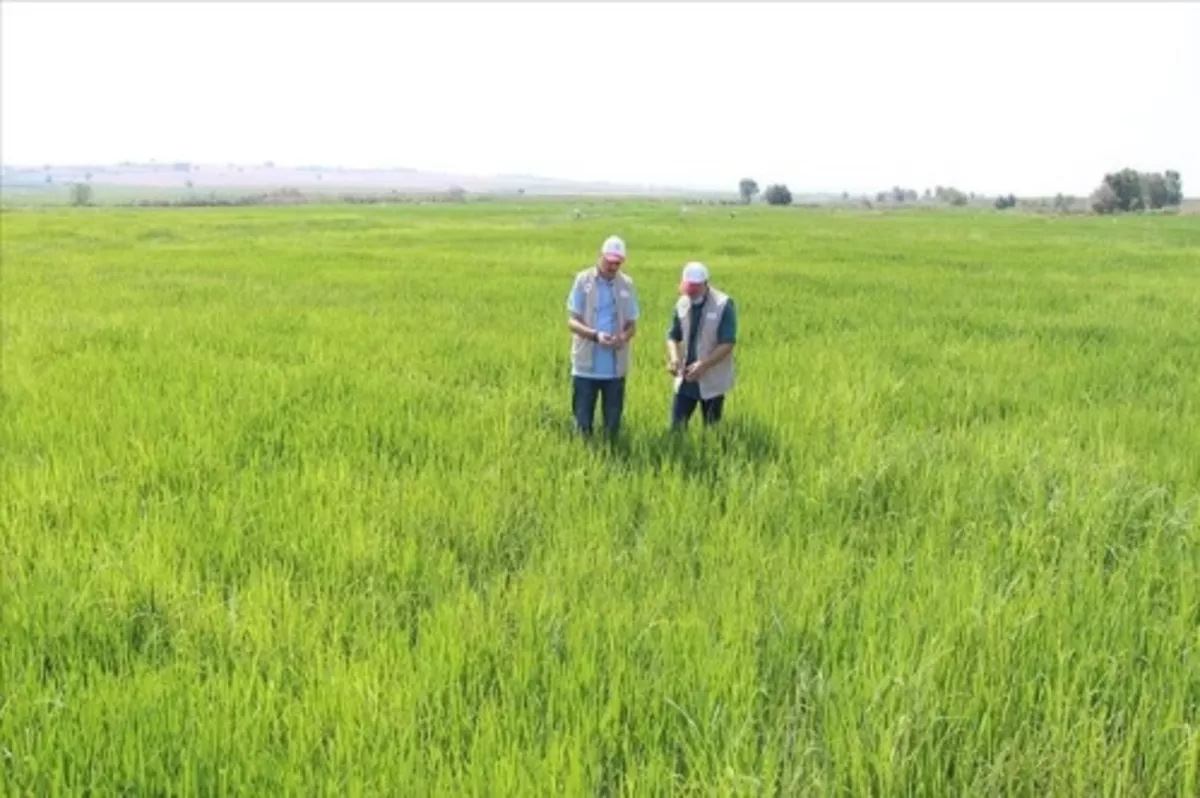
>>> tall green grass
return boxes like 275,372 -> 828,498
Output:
2,202 -> 1198,794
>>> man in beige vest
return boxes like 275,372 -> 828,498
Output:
666,262 -> 737,428
566,235 -> 640,438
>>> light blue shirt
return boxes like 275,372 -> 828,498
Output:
567,274 -> 640,379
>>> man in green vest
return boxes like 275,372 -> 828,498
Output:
665,261 -> 737,428
566,235 -> 640,438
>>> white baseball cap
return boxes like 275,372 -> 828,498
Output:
680,261 -> 709,290
600,235 -> 626,264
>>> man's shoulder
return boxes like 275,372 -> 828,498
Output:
719,294 -> 736,325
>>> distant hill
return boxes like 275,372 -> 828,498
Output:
0,162 -> 733,199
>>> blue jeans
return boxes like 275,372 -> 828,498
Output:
572,376 -> 625,437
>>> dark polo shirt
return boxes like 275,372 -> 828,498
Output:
668,293 -> 738,399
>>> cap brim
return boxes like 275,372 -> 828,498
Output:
603,255 -> 625,264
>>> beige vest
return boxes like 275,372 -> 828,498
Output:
570,267 -> 635,377
674,287 -> 735,399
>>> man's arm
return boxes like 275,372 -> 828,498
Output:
666,338 -> 684,375
618,287 -> 640,343
569,315 -> 618,347
700,342 -> 734,368
566,282 -> 605,342
568,314 -> 601,341
619,319 -> 637,343
666,311 -> 684,373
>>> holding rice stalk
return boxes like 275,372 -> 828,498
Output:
666,262 -> 738,429
565,235 -> 640,439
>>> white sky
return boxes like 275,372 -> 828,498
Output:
3,2 -> 1198,196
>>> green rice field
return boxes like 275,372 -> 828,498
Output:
2,201 -> 1198,794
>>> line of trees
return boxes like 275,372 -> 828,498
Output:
738,178 -> 759,204
736,168 -> 1184,215
877,186 -> 920,204
739,178 -> 794,206
1090,168 -> 1183,214
763,184 -> 792,206
742,178 -> 974,208
933,186 -> 969,206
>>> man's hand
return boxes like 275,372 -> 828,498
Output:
667,357 -> 681,376
596,332 -> 619,348
684,360 -> 708,382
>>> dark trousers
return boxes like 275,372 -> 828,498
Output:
671,391 -> 725,428
572,376 -> 626,437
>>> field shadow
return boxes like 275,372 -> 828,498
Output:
531,389 -> 787,486
600,416 -> 787,486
